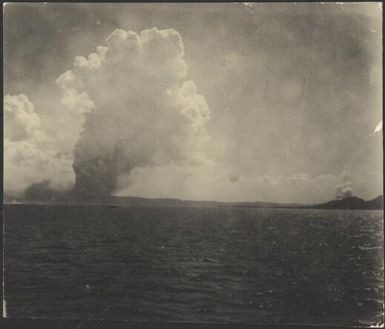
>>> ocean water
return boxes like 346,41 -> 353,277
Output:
3,204 -> 384,326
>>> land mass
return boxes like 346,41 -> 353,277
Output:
4,191 -> 383,210
308,195 -> 383,210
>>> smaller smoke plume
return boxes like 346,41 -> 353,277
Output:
335,171 -> 353,199
24,179 -> 68,201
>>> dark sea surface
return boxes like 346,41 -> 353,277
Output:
3,204 -> 384,326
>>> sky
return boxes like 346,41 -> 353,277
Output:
3,2 -> 383,204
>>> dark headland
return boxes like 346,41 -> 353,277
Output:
308,195 -> 384,210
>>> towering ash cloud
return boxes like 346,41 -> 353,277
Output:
57,28 -> 210,198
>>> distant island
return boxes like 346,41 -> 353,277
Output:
4,190 -> 384,210
308,195 -> 383,210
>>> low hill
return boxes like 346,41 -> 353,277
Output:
311,195 -> 383,210
366,195 -> 384,209
108,196 -> 280,209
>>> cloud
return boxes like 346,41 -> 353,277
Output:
56,27 -> 210,198
4,95 -> 75,196
4,94 -> 42,142
4,16 -> 381,203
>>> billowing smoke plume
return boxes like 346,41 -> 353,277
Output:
335,171 -> 353,199
56,28 -> 210,198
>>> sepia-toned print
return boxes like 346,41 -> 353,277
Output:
3,2 -> 383,327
